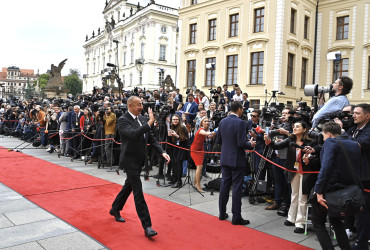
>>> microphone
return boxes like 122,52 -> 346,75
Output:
289,142 -> 305,149
255,126 -> 263,134
107,63 -> 117,67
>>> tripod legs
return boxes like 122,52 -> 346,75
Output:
169,165 -> 204,197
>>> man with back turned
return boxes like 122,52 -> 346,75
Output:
109,96 -> 170,238
217,101 -> 256,225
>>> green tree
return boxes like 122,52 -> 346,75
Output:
39,74 -> 50,89
64,69 -> 82,96
24,82 -> 36,100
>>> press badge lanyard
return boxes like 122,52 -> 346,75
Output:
294,143 -> 303,173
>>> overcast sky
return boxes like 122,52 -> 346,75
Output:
0,0 -> 181,76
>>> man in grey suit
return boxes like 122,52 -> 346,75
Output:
217,101 -> 256,225
110,96 -> 170,238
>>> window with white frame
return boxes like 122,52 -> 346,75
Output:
159,45 -> 166,61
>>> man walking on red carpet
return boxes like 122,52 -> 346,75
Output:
217,101 -> 256,225
110,96 -> 170,238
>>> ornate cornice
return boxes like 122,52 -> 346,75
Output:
287,39 -> 301,47
246,37 -> 269,45
328,45 -> 354,52
184,48 -> 200,54
202,45 -> 220,52
301,44 -> 313,52
222,42 -> 242,49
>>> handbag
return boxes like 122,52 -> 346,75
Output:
325,138 -> 366,218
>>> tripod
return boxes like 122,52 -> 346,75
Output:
169,156 -> 204,197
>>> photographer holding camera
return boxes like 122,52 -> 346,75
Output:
265,107 -> 293,212
103,106 -> 116,166
35,105 -> 47,147
311,76 -> 353,129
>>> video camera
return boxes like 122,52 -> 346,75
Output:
315,110 -> 354,132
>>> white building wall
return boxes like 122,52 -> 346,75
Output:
83,0 -> 180,93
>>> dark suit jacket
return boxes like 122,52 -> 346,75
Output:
269,136 -> 315,194
216,114 -> 253,167
314,136 -> 362,194
181,101 -> 198,123
177,94 -> 183,103
117,112 -> 164,174
71,111 -> 84,130
242,100 -> 250,110
224,91 -> 232,101
345,123 -> 370,188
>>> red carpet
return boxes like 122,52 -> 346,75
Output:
0,149 -> 312,250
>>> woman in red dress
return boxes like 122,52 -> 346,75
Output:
190,117 -> 216,192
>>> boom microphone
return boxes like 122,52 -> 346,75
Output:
289,142 -> 305,149
107,63 -> 117,67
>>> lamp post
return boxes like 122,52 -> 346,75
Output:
113,39 -> 122,97
157,67 -> 164,88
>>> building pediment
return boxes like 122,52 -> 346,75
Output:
287,39 -> 300,48
328,45 -> 354,52
301,44 -> 313,53
159,36 -> 169,42
246,37 -> 269,45
222,42 -> 242,49
104,0 -> 122,13
202,45 -> 220,52
184,48 -> 199,55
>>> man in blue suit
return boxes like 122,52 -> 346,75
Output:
180,93 -> 198,124
217,101 -> 256,225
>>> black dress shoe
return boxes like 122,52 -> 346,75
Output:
109,208 -> 125,222
294,227 -> 305,234
284,219 -> 294,226
277,206 -> 288,217
232,218 -> 250,225
219,213 -> 229,220
144,227 -> 158,238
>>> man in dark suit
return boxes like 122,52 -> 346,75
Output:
311,122 -> 362,250
180,93 -> 198,124
176,88 -> 183,103
70,105 -> 84,159
110,96 -> 170,238
217,101 -> 256,225
223,84 -> 231,102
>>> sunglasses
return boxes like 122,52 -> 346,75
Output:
251,115 -> 259,118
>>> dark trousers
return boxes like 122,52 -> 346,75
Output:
311,197 -> 350,250
72,130 -> 81,157
355,191 -> 370,250
219,165 -> 244,222
111,173 -> 152,229
271,157 -> 288,205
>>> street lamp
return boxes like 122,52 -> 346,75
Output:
157,67 -> 164,87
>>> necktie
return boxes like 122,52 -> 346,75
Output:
135,117 -> 145,140
135,117 -> 142,126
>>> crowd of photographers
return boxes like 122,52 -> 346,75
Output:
0,77 -> 369,249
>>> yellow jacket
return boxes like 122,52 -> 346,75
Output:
104,113 -> 116,135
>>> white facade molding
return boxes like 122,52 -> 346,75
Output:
273,0 -> 285,91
